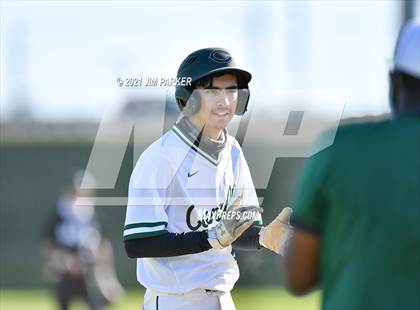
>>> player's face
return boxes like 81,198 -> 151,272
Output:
192,74 -> 238,139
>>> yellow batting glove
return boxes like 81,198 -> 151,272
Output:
259,207 -> 293,255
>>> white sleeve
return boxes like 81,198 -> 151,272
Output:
123,152 -> 173,240
234,145 -> 263,225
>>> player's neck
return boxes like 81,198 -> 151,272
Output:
188,116 -> 222,140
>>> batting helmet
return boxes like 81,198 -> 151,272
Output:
175,48 -> 252,116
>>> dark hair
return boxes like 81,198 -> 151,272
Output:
390,70 -> 420,114
190,71 -> 246,91
396,71 -> 420,94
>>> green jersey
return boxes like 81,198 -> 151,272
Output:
292,115 -> 420,310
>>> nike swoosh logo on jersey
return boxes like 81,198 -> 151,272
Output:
188,170 -> 199,178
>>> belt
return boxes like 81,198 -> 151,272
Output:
147,288 -> 226,297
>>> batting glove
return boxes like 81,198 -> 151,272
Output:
207,196 -> 263,249
258,207 -> 293,255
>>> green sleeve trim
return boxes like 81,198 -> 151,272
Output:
124,221 -> 168,230
253,220 -> 263,225
123,230 -> 167,241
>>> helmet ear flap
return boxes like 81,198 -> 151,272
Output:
176,87 -> 201,116
235,88 -> 250,115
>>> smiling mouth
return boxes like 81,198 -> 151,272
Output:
213,111 -> 230,116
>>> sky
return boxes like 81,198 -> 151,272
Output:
1,0 -> 419,122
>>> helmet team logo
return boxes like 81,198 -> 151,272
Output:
208,50 -> 232,64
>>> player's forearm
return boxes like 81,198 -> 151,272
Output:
283,228 -> 320,295
231,225 -> 263,251
124,231 -> 212,258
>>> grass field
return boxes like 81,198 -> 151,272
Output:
0,287 -> 320,310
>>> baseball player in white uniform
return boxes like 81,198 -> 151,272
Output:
124,48 -> 292,310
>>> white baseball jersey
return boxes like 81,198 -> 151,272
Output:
124,122 -> 261,294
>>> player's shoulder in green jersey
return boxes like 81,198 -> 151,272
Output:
335,116 -> 417,140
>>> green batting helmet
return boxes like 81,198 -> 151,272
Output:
175,48 -> 252,116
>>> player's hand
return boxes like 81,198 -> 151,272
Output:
207,196 -> 263,249
259,207 -> 293,255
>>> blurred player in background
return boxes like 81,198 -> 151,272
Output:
283,21 -> 420,309
124,48 -> 292,309
42,170 -> 123,310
